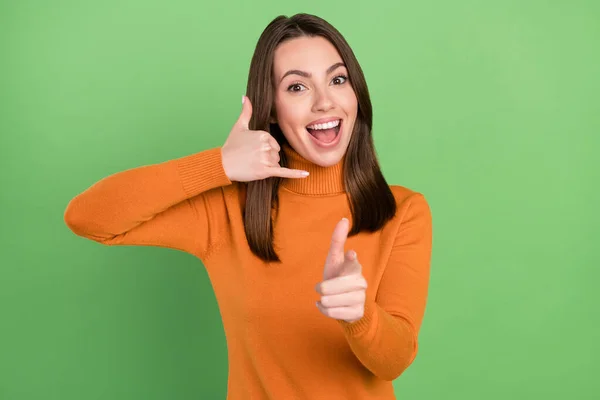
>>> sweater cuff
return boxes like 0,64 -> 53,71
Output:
338,300 -> 377,335
176,147 -> 232,197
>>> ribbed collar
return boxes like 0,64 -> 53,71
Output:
280,143 -> 346,196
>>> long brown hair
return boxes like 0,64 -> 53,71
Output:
243,13 -> 397,263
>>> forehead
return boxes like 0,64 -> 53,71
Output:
273,36 -> 343,78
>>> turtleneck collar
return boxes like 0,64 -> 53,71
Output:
280,143 -> 346,196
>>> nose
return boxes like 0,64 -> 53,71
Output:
311,87 -> 335,113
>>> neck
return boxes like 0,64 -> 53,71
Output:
280,143 -> 346,196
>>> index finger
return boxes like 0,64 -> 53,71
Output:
325,218 -> 350,266
267,137 -> 281,152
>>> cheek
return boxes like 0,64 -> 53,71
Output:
336,89 -> 358,116
347,93 -> 359,116
275,99 -> 305,128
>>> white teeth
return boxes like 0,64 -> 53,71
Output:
307,119 -> 340,130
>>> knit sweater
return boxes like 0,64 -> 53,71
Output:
64,143 -> 433,399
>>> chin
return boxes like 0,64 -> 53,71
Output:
307,149 -> 346,168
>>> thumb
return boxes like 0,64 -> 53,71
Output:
236,95 -> 253,130
339,250 -> 362,277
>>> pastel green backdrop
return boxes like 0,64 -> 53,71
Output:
1,0 -> 598,399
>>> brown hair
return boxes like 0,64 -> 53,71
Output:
243,13 -> 397,262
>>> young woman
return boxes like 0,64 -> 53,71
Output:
64,13 -> 433,400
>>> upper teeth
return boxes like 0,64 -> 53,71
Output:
307,119 -> 340,130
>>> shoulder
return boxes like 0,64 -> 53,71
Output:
388,185 -> 432,219
389,184 -> 429,205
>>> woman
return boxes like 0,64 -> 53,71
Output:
64,13 -> 433,399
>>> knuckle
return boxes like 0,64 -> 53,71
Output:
358,277 -> 367,289
330,237 -> 343,247
319,283 -> 328,294
260,159 -> 272,168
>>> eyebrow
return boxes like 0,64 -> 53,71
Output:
279,62 -> 346,83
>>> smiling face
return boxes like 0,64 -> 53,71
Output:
272,36 -> 359,167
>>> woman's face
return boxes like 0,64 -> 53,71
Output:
272,36 -> 358,167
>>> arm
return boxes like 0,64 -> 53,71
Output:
64,147 -> 232,259
338,193 -> 433,380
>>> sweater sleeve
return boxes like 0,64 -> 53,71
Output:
64,147 -> 233,259
337,193 -> 433,381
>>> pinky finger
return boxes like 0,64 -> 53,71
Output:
267,167 -> 309,179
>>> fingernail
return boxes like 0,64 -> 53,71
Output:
242,95 -> 245,104
301,171 -> 309,176
341,217 -> 348,222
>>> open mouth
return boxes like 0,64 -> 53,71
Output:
306,119 -> 342,144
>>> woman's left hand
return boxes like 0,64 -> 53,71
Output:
315,218 -> 368,323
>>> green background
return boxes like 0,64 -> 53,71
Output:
1,0 -> 598,399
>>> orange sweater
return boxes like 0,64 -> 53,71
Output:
64,144 -> 433,399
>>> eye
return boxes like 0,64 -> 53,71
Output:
287,82 -> 306,92
331,74 -> 348,85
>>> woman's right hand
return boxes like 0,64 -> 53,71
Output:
221,96 -> 310,182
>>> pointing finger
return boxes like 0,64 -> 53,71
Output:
325,218 -> 350,267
